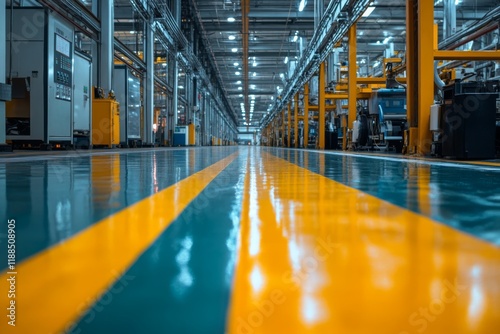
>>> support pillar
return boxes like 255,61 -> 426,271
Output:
406,0 -> 418,154
443,0 -> 456,39
417,0 -> 434,155
294,92 -> 299,148
304,83 -> 309,148
172,55 -> 179,126
318,62 -> 326,149
406,0 -> 435,155
348,23 -> 357,130
287,102 -> 291,148
0,0 -> 9,150
144,22 -> 154,145
99,0 -> 114,92
281,109 -> 285,147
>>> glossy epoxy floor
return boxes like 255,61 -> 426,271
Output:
1,147 -> 500,334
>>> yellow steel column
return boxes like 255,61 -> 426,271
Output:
417,0 -> 434,155
348,23 -> 357,130
304,83 -> 309,148
281,109 -> 286,147
287,102 -> 292,148
406,0 -> 418,154
294,93 -> 299,148
318,62 -> 326,150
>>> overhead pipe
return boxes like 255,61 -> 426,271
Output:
439,6 -> 500,50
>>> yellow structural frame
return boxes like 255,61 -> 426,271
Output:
294,92 -> 299,148
348,23 -> 357,130
304,83 -> 310,149
287,102 -> 292,148
264,1 -> 500,152
318,62 -> 326,150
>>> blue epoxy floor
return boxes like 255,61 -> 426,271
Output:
1,146 -> 499,334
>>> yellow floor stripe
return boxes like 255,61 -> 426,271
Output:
0,152 -> 238,334
227,149 -> 500,334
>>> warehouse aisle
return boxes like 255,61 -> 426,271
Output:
0,146 -> 499,333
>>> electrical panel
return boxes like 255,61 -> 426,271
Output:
54,33 -> 73,101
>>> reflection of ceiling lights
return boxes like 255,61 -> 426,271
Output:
178,85 -> 184,89
252,72 -> 256,77
227,17 -> 235,22
284,56 -> 289,64
235,71 -> 240,75
228,35 -> 236,40
234,62 -> 239,66
231,48 -> 238,52
236,80 -> 242,84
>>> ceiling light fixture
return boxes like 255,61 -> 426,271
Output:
227,17 -> 235,22
228,35 -> 236,40
362,6 -> 375,17
231,48 -> 238,52
298,0 -> 307,12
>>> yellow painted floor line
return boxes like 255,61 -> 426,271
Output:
0,152 -> 238,334
227,149 -> 500,334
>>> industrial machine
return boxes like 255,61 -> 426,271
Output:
6,8 -> 74,148
439,80 -> 497,159
73,51 -> 92,148
352,89 -> 407,152
92,89 -> 120,148
114,65 -> 142,147
173,125 -> 189,146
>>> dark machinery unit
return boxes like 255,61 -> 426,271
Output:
441,81 -> 497,159
352,89 -> 407,152
6,8 -> 74,148
370,88 -> 407,151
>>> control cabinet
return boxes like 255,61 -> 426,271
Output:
54,34 -> 73,101
6,8 -> 74,146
